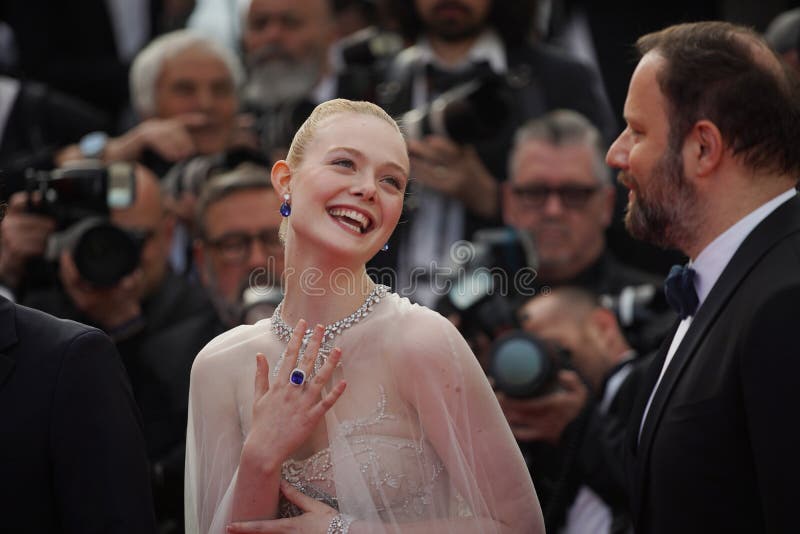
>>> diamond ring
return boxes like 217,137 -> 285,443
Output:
289,368 -> 306,386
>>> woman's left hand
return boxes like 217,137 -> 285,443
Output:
226,480 -> 339,533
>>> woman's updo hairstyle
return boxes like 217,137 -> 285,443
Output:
279,99 -> 405,244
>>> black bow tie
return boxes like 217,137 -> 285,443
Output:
664,264 -> 699,320
425,60 -> 495,97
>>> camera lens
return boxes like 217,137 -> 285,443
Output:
73,222 -> 141,287
490,331 -> 556,398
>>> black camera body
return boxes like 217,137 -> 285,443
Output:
26,161 -> 141,287
402,71 -> 513,145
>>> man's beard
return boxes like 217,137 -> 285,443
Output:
242,45 -> 323,109
621,144 -> 700,251
424,1 -> 486,42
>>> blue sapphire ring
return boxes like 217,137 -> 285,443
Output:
289,368 -> 306,387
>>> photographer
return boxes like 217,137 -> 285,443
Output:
22,163 -> 222,534
55,30 -> 246,178
193,162 -> 285,328
373,0 -> 616,305
502,110 -> 675,353
497,287 -> 653,534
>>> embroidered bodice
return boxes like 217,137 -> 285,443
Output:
280,386 -> 446,521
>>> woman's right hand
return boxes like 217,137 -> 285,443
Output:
241,320 -> 347,473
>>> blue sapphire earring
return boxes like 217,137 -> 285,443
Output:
280,193 -> 291,217
382,242 -> 390,252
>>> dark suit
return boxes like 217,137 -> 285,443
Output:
627,194 -> 800,533
24,270 -> 224,532
0,297 -> 156,533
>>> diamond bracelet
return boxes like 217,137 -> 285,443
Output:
326,513 -> 355,534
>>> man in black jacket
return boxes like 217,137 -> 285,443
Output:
0,188 -> 156,533
607,21 -> 800,533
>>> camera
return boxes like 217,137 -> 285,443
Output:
25,161 -> 142,287
250,100 -> 317,158
338,26 -> 404,70
437,227 -> 535,341
490,331 -> 571,398
600,283 -> 675,354
402,71 -> 512,145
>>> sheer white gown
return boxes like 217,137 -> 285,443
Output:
185,292 -> 543,533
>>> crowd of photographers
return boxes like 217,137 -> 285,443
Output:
1,1 -> 798,533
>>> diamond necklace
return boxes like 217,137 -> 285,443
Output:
270,284 -> 389,377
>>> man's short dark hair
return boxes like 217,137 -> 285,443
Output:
194,163 -> 273,239
509,109 -> 611,186
636,21 -> 800,177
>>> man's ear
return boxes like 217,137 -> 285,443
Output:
684,120 -> 724,179
271,160 -> 292,195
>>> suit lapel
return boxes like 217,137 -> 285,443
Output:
0,297 -> 19,388
624,328 -> 672,523
632,195 -> 800,521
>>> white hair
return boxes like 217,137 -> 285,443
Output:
130,29 -> 245,118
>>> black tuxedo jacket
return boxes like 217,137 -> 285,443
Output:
626,195 -> 800,533
0,298 -> 156,533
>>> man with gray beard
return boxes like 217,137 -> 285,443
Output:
239,0 -> 375,160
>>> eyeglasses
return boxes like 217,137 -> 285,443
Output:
510,184 -> 601,209
206,230 -> 282,263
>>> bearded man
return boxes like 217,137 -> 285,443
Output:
606,21 -> 800,534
